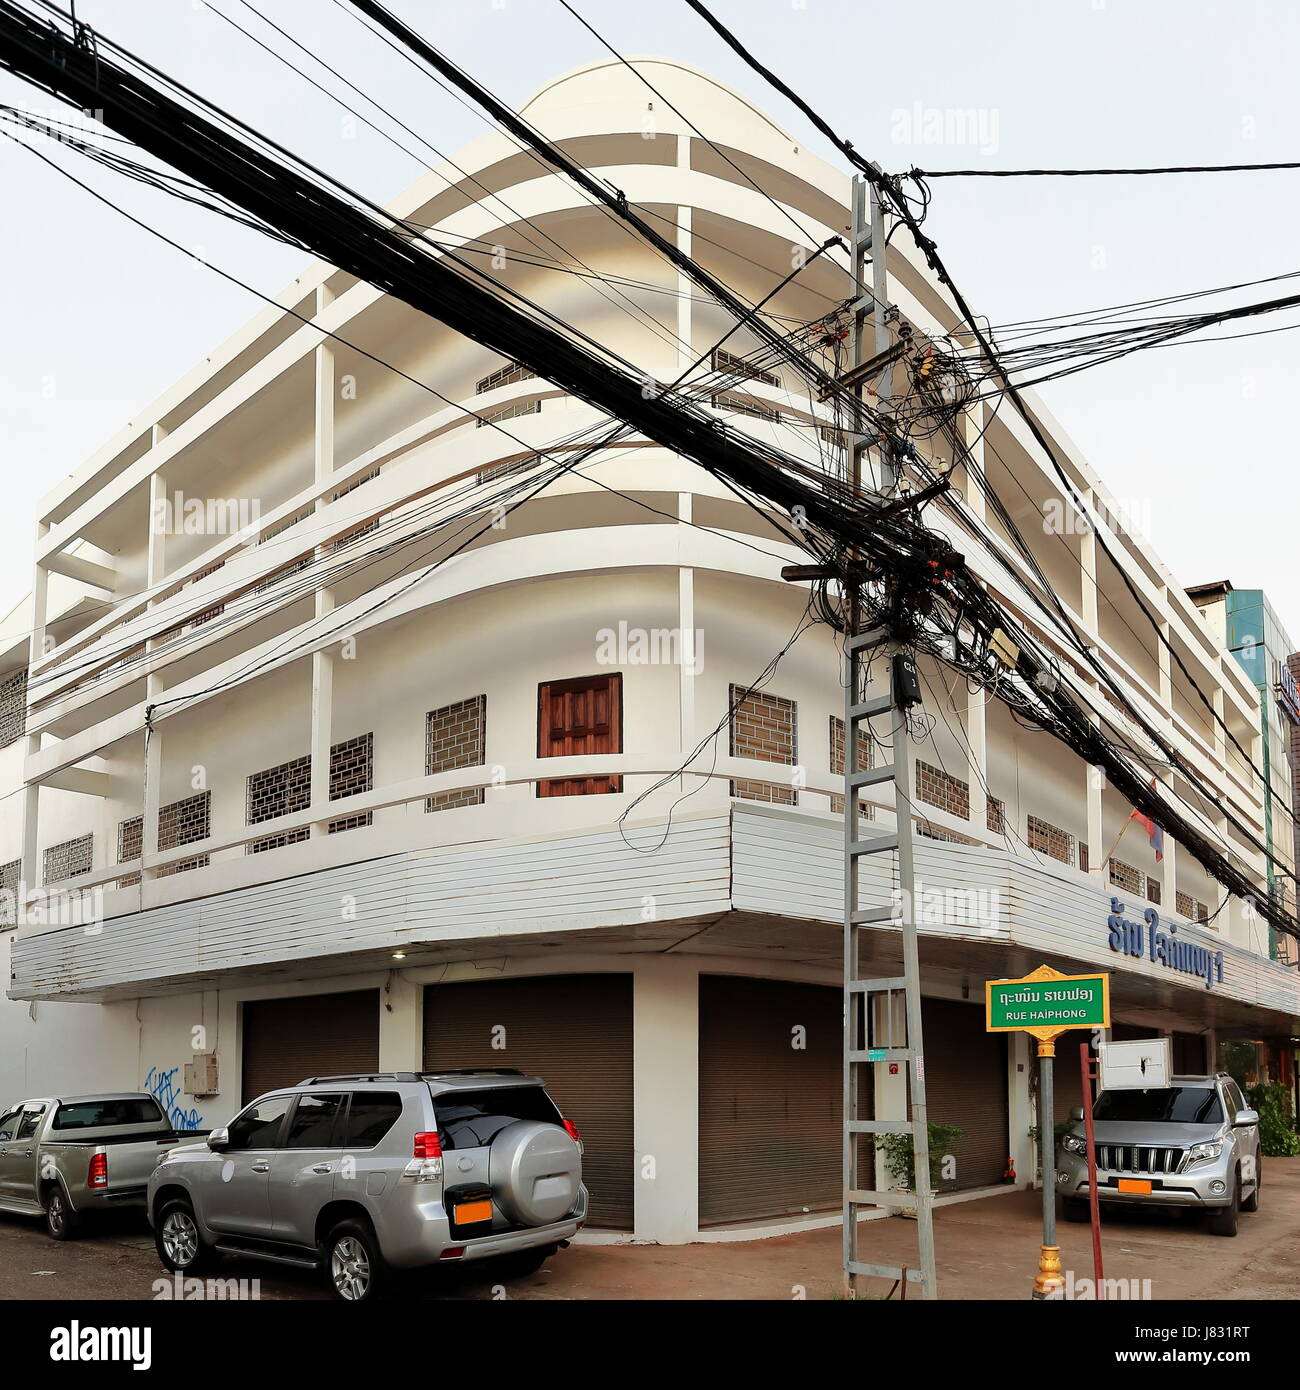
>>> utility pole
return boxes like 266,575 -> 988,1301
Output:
838,172 -> 938,1299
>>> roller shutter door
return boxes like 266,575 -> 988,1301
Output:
422,974 -> 633,1229
241,989 -> 379,1104
921,998 -> 1008,1190
698,975 -> 841,1226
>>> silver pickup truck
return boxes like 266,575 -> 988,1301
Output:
0,1093 -> 208,1241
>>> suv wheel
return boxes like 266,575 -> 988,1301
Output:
326,1219 -> 386,1302
1241,1156 -> 1261,1213
1205,1172 -> 1240,1237
156,1197 -> 216,1274
45,1185 -> 82,1242
1059,1197 -> 1089,1224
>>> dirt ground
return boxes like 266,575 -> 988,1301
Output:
2,1156 -> 1297,1301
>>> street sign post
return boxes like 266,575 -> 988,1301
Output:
984,964 -> 1111,1299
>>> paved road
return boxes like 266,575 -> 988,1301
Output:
3,1156 -> 1299,1300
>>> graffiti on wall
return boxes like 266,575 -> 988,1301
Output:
144,1065 -> 204,1131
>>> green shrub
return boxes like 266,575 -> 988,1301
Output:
1246,1082 -> 1300,1157
878,1122 -> 965,1192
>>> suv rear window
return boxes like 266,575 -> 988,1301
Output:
434,1086 -> 563,1151
1094,1086 -> 1225,1125
339,1092 -> 402,1149
54,1098 -> 167,1130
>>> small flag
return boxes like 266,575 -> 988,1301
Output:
1130,779 -> 1165,862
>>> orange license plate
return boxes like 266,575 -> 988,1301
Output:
454,1200 -> 493,1224
1117,1179 -> 1152,1195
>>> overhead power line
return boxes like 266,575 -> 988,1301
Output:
911,161 -> 1300,178
3,0 -> 1295,942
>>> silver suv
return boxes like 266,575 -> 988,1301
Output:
147,1070 -> 587,1299
1056,1073 -> 1261,1236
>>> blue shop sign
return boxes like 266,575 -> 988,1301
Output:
1107,897 -> 1224,991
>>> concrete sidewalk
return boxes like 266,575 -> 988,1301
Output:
1,1157 -> 1296,1300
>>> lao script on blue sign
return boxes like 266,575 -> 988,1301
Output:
1107,898 -> 1224,991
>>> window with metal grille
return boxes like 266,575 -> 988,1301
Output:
711,347 -> 779,389
0,858 -> 19,924
246,754 -> 311,854
426,696 -> 486,812
476,398 -> 540,429
254,510 -> 313,594
1027,814 -> 1074,866
828,714 -> 872,817
331,467 -> 381,500
189,561 -> 226,627
729,685 -> 796,805
987,797 -> 1005,835
1079,841 -> 1090,873
157,791 -> 210,875
1109,858 -> 1143,895
44,834 -> 92,885
1174,890 -> 1210,922
537,675 -> 622,797
1147,878 -> 1161,905
476,362 -> 535,395
915,761 -> 970,820
0,668 -> 28,749
117,816 -> 142,887
478,455 -> 539,487
329,732 -> 374,832
710,392 -> 780,423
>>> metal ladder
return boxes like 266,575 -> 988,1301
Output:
841,625 -> 938,1299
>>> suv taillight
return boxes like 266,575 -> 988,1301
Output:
87,1152 -> 108,1189
403,1132 -> 443,1183
563,1119 -> 583,1154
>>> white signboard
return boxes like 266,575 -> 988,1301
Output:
1098,1037 -> 1171,1091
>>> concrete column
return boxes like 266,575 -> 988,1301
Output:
676,137 -> 692,373
872,992 -> 909,1201
1007,1031 -> 1034,1187
310,284 -> 336,834
1157,617 -> 1173,710
678,493 -> 695,759
1080,526 -> 1099,636
378,973 -> 422,1070
964,684 -> 987,831
633,956 -> 698,1243
20,530 -> 48,897
142,430 -> 169,881
960,404 -> 986,523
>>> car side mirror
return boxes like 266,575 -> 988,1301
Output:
1233,1109 -> 1258,1128
207,1127 -> 230,1151
1070,1107 -> 1085,1122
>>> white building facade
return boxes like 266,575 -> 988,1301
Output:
3,59 -> 1298,1244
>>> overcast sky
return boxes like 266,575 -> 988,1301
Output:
1,0 -> 1298,645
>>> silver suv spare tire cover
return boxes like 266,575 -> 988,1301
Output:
490,1120 -> 581,1226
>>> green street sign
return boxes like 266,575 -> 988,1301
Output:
865,1048 -> 887,1061
985,968 -> 1111,1035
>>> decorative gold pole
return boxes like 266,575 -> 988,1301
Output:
1032,1035 -> 1066,1299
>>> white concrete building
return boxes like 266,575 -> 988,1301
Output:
3,59 -> 1298,1244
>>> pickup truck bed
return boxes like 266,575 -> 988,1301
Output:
0,1092 -> 208,1239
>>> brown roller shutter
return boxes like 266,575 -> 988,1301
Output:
422,975 -> 633,1229
698,975 -> 841,1226
920,998 -> 1008,1190
241,989 -> 380,1104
